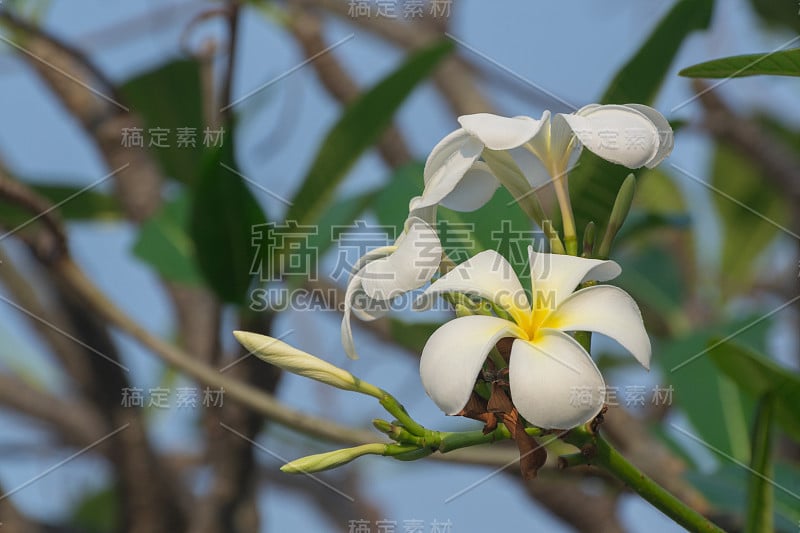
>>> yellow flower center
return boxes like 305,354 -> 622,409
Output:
500,291 -> 556,342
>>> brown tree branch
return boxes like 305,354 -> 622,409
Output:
287,4 -> 412,167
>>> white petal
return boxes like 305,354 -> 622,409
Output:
420,315 -> 525,415
623,104 -> 674,167
529,111 -> 576,168
509,331 -> 605,429
560,104 -> 660,168
408,196 -> 437,225
543,285 -> 651,369
361,218 -> 441,300
507,146 -> 551,188
417,128 -> 484,209
529,247 -> 620,310
341,275 -> 363,360
458,113 -> 544,151
417,249 -> 530,314
439,161 -> 499,212
481,149 -> 538,212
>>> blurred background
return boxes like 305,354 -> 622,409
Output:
0,0 -> 798,531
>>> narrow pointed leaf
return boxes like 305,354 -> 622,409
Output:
570,0 -> 712,236
286,40 -> 453,226
680,49 -> 800,78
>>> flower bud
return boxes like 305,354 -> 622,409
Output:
281,443 -> 387,474
233,331 -> 383,398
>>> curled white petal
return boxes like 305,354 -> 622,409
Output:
623,104 -> 673,167
438,161 -> 499,212
420,315 -> 525,415
417,128 -> 483,210
509,331 -> 605,429
561,104 -> 660,168
458,113 -> 544,151
360,217 -> 442,300
543,285 -> 651,369
417,249 -> 530,313
529,246 -> 620,310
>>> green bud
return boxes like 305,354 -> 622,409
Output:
582,221 -> 596,258
372,419 -> 394,434
281,443 -> 387,474
597,174 -> 636,259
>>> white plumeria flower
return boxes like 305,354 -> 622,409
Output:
341,215 -> 442,360
413,104 -> 673,215
417,247 -> 650,429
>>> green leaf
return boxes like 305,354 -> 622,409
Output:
680,49 -> 800,79
658,318 -> 772,462
616,244 -> 687,333
132,191 -> 204,286
747,0 -> 800,34
190,133 -> 268,304
120,59 -> 205,184
708,340 -> 800,441
307,190 -> 378,262
601,0 -> 714,104
70,486 -> 118,533
286,40 -> 453,226
569,0 -> 713,237
0,182 -> 122,227
373,162 -> 424,235
745,396 -> 775,533
687,463 -> 800,532
388,319 -> 440,354
711,144 -> 788,296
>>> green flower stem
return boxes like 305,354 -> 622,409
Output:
378,391 -> 428,437
488,347 -> 508,370
563,426 -> 725,533
551,170 -> 578,256
542,220 -> 566,255
375,418 -> 543,455
745,394 -> 775,533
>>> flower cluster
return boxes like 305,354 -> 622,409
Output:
236,103 -> 672,461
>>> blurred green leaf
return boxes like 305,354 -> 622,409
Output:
120,59 -> 204,184
686,462 -> 800,532
616,244 -> 686,332
0,182 -> 122,226
615,211 -> 690,243
747,0 -> 800,34
570,0 -> 713,236
708,340 -> 800,441
745,395 -> 775,533
133,192 -> 204,286
711,144 -> 788,296
286,40 -> 453,226
190,133 -> 267,304
635,168 -> 687,214
658,318 -> 772,462
70,486 -> 118,533
388,319 -> 440,354
307,190 -> 378,264
680,49 -> 800,78
373,162 -> 423,234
